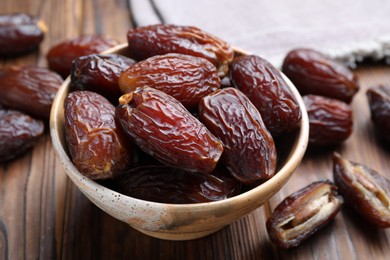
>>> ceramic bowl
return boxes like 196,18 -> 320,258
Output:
50,43 -> 309,241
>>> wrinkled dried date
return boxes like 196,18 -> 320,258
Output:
282,48 -> 359,103
116,165 -> 240,204
0,13 -> 45,56
47,35 -> 118,78
115,86 -> 223,173
303,95 -> 353,146
126,24 -> 234,76
64,90 -> 133,179
71,53 -> 135,102
119,53 -> 221,110
0,108 -> 44,162
266,180 -> 343,248
333,153 -> 390,227
367,85 -> 390,142
199,87 -> 277,184
229,55 -> 301,136
0,65 -> 63,118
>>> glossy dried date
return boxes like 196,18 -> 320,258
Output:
303,95 -> 353,146
0,66 -> 63,118
64,90 -> 133,179
0,13 -> 45,56
333,153 -> 390,227
116,165 -> 240,204
116,87 -> 223,173
0,108 -> 44,162
47,35 -> 118,78
71,53 -> 135,102
266,180 -> 343,248
366,85 -> 390,142
229,55 -> 301,136
282,48 -> 359,103
119,53 -> 221,110
199,87 -> 277,184
126,24 -> 234,77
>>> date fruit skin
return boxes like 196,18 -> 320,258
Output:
366,85 -> 390,142
64,90 -> 133,179
71,53 -> 135,102
303,95 -> 353,146
0,66 -> 63,119
282,48 -> 359,103
199,87 -> 277,184
47,35 -> 118,78
119,53 -> 221,110
0,108 -> 44,162
0,13 -> 45,56
126,24 -> 234,77
116,165 -> 240,204
229,55 -> 301,136
266,180 -> 343,249
333,153 -> 390,228
116,86 -> 223,173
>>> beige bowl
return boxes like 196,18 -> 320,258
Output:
50,43 -> 309,241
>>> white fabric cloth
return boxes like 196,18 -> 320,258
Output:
129,0 -> 390,68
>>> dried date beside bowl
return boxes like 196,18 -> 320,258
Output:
0,13 -> 46,56
50,42 -> 309,240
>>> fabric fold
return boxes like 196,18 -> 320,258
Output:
129,0 -> 390,67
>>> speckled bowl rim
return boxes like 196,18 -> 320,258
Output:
50,43 -> 309,232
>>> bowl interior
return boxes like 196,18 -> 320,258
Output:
49,44 -> 309,240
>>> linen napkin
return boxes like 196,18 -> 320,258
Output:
129,0 -> 390,68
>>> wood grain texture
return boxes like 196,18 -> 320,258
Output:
0,0 -> 390,259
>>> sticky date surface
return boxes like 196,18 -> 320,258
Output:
266,180 -> 343,248
64,90 -> 132,179
199,87 -> 277,184
126,24 -> 234,76
0,65 -> 63,119
367,85 -> 390,142
116,165 -> 240,204
47,35 -> 118,78
71,53 -> 135,102
303,95 -> 353,146
0,13 -> 44,56
333,153 -> 390,227
229,55 -> 301,136
0,108 -> 44,162
116,87 -> 223,173
119,53 -> 221,110
282,48 -> 359,103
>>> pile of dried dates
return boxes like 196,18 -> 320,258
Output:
266,49 -> 390,248
2,13 -> 390,249
63,24 -> 303,203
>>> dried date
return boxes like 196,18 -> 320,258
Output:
64,90 -> 133,179
229,55 -> 301,136
116,165 -> 240,204
0,108 -> 44,162
266,180 -> 343,248
303,95 -> 353,146
199,87 -> 277,184
333,153 -> 390,227
47,35 -> 118,78
71,53 -> 135,102
0,65 -> 63,119
0,13 -> 46,56
282,48 -> 359,103
126,24 -> 234,77
119,53 -> 221,110
366,85 -> 390,142
115,86 -> 223,173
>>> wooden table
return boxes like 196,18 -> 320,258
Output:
1,0 -> 390,259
